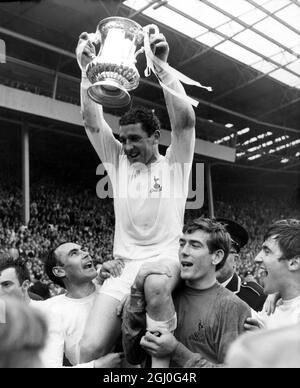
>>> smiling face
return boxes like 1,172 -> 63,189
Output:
119,123 -> 159,165
255,236 -> 288,295
54,243 -> 97,285
179,230 -> 224,288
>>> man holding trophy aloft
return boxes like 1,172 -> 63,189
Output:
76,17 -> 196,368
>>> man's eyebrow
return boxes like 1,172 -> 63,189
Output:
180,238 -> 202,245
189,239 -> 202,245
68,248 -> 80,256
262,244 -> 272,251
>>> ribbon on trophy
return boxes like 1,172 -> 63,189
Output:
143,25 -> 212,108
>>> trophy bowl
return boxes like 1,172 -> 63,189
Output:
86,17 -> 144,108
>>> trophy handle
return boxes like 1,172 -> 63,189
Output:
143,24 -> 160,37
143,24 -> 160,58
134,25 -> 159,61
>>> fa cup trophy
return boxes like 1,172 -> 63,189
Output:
86,17 -> 153,108
85,17 -> 211,108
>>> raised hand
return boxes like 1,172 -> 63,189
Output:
149,32 -> 169,63
75,32 -> 97,71
244,317 -> 264,331
97,258 -> 125,285
263,292 -> 281,315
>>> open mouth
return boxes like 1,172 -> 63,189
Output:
129,152 -> 140,159
258,266 -> 268,279
181,261 -> 193,268
83,260 -> 94,270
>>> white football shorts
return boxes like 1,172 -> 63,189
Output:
99,252 -> 180,301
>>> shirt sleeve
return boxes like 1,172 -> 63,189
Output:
166,130 -> 195,165
36,302 -> 94,368
81,77 -> 122,168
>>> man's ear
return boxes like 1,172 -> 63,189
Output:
21,279 -> 31,293
287,256 -> 300,272
21,280 -> 31,303
212,250 -> 225,266
231,253 -> 239,269
52,266 -> 66,279
153,130 -> 160,144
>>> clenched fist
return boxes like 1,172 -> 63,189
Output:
149,32 -> 169,63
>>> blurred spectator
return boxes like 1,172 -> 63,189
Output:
243,270 -> 257,283
0,296 -> 47,368
8,247 -> 19,261
226,323 -> 300,368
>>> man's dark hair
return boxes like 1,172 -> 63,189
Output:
183,218 -> 231,271
0,253 -> 30,285
44,244 -> 66,289
264,219 -> 300,261
119,106 -> 161,136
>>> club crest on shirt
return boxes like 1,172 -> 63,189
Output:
150,176 -> 162,193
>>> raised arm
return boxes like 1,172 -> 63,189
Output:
76,33 -> 122,165
150,33 -> 196,161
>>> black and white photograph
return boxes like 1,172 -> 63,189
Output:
0,0 -> 300,371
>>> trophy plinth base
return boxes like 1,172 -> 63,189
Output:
87,80 -> 131,108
